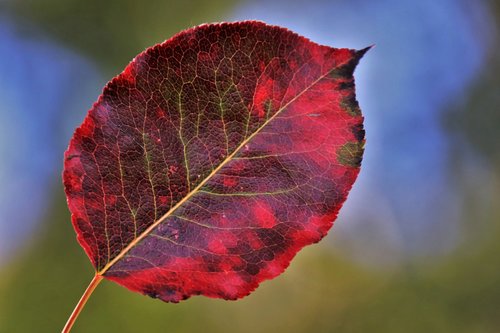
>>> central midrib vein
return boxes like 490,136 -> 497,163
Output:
97,62 -> 341,276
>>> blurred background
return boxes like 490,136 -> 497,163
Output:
0,0 -> 499,332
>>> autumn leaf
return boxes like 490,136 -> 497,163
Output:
62,21 -> 369,332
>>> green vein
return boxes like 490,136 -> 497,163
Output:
197,186 -> 299,197
149,234 -> 228,256
142,132 -> 158,221
117,145 -> 138,238
92,152 -> 111,265
218,95 -> 230,154
172,214 -> 259,230
177,90 -> 191,192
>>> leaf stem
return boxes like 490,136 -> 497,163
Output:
62,274 -> 103,333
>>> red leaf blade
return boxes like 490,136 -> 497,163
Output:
63,21 -> 368,302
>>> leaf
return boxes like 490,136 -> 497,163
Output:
63,21 -> 369,303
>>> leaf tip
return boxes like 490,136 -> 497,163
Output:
355,45 -> 373,60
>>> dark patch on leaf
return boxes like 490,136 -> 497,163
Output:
341,95 -> 362,116
337,142 -> 364,167
330,46 -> 371,79
246,264 -> 260,276
351,123 -> 365,142
338,80 -> 355,90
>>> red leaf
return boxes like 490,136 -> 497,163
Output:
63,21 -> 369,303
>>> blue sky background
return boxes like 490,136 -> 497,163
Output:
0,17 -> 102,261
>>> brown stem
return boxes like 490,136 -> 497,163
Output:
62,274 -> 103,333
